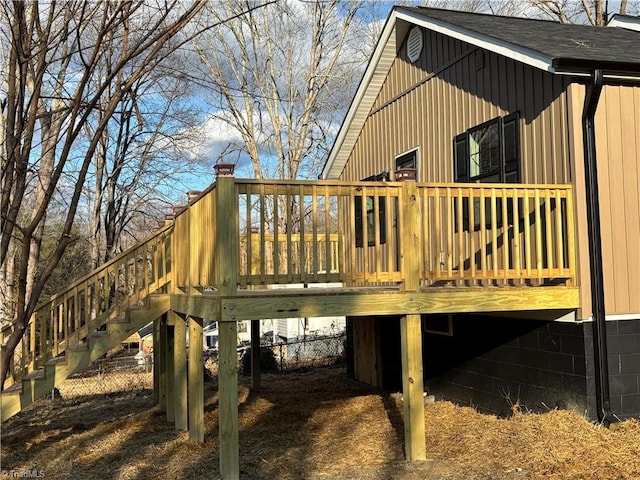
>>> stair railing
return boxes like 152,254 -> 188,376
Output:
1,224 -> 173,389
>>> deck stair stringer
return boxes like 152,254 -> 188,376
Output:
1,295 -> 170,422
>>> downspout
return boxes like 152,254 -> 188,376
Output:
581,69 -> 616,426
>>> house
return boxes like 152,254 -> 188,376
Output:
322,7 -> 640,421
5,7 -> 640,478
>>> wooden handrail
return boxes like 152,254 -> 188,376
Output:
169,179 -> 576,290
417,184 -> 576,285
2,225 -> 173,389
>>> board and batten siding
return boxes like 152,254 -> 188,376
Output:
340,28 -> 572,186
568,82 -> 640,320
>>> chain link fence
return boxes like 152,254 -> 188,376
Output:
54,332 -> 346,398
56,353 -> 152,399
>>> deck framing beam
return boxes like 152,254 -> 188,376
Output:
171,287 -> 580,323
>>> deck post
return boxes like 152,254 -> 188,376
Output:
158,314 -> 168,412
153,317 -> 160,404
215,164 -> 240,480
166,323 -> 175,424
188,315 -> 204,442
250,230 -> 261,390
171,311 -> 188,431
399,180 -> 427,461
251,320 -> 261,390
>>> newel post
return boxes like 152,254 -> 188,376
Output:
399,178 -> 427,461
214,163 -> 240,479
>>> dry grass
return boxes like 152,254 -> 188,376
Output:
1,367 -> 639,479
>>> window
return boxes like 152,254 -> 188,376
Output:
454,113 -> 520,230
355,172 -> 388,248
396,150 -> 417,170
355,193 -> 387,247
421,314 -> 454,336
454,112 -> 519,183
395,149 -> 418,180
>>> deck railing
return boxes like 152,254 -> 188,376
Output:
418,183 -> 576,285
172,177 -> 576,290
3,177 -> 576,388
1,226 -> 172,388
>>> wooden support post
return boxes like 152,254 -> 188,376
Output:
30,314 -> 36,370
399,181 -> 427,461
215,164 -> 240,479
153,318 -> 160,405
158,314 -> 168,412
250,231 -> 261,390
251,319 -> 261,390
188,316 -> 204,442
172,312 -> 188,431
166,324 -> 175,424
219,319 -> 239,478
400,314 -> 426,460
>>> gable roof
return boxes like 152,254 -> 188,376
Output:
322,7 -> 640,179
402,7 -> 640,73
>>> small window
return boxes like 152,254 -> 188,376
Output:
396,150 -> 417,170
395,149 -> 418,180
422,314 -> 454,336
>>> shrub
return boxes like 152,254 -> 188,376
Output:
241,347 -> 279,376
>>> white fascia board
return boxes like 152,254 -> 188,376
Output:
395,9 -> 554,74
607,14 -> 640,31
581,313 -> 640,322
322,11 -> 399,180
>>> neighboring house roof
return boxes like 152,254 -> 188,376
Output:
138,322 -> 154,339
322,7 -> 640,179
607,13 -> 640,31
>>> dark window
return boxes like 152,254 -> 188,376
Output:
355,172 -> 388,248
454,113 -> 519,183
421,314 -> 453,336
395,150 -> 417,170
395,150 -> 418,181
454,113 -> 520,230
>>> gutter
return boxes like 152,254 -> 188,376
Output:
581,69 -> 616,426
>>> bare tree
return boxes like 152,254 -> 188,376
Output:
0,0 -> 209,387
531,0 -> 639,24
86,61 -> 206,267
194,0 -> 368,181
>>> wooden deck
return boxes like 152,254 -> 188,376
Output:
1,170 -> 581,479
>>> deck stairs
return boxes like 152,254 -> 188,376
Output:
1,226 -> 173,422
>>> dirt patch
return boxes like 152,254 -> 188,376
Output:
1,367 -> 639,479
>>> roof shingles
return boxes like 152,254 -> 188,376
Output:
402,7 -> 640,71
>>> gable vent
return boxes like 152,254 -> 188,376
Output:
406,26 -> 423,63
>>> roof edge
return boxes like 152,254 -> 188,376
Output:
607,14 -> 640,31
